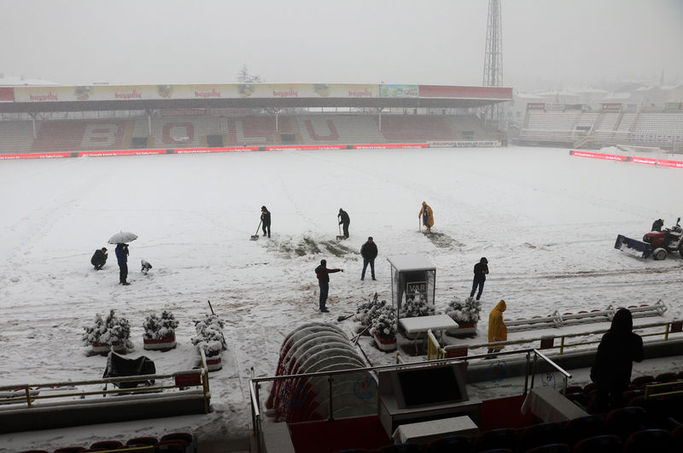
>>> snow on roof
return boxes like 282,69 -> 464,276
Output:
386,255 -> 436,272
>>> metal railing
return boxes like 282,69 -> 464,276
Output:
0,349 -> 211,414
249,345 -> 572,452
438,320 -> 681,357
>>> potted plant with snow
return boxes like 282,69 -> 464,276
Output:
370,305 -> 398,352
445,296 -> 481,337
191,314 -> 227,371
142,310 -> 179,351
355,293 -> 386,328
82,310 -> 133,354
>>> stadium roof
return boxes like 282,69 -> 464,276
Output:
0,83 -> 512,113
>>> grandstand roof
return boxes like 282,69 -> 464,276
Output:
0,83 -> 512,113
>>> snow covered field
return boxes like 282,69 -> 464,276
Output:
1,145 -> 682,451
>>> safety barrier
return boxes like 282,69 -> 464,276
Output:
0,350 -> 211,433
431,319 -> 683,358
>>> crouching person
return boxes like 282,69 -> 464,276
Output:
91,247 -> 108,270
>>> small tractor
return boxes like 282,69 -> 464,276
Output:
615,217 -> 683,260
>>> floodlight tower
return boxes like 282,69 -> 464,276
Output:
482,0 -> 504,128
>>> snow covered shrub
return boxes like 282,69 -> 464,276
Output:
370,305 -> 398,339
355,293 -> 386,326
191,314 -> 227,357
143,310 -> 179,340
400,293 -> 435,318
446,296 -> 481,325
82,309 -> 133,350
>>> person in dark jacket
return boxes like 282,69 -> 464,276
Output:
360,236 -> 378,281
651,218 -> 663,232
261,206 -> 271,238
315,259 -> 343,312
115,243 -> 130,285
470,257 -> 489,301
338,209 -> 350,238
90,247 -> 108,270
590,308 -> 643,412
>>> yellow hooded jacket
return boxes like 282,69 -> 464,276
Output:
488,300 -> 508,351
419,202 -> 434,228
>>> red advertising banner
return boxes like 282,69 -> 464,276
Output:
419,85 -> 513,99
174,147 -> 260,154
569,150 -> 629,161
0,152 -> 72,160
601,103 -> 623,112
0,87 -> 14,102
353,143 -> 429,149
527,103 -> 546,111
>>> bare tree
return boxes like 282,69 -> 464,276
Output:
237,65 -> 263,84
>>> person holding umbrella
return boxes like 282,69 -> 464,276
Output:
108,231 -> 137,286
115,243 -> 130,285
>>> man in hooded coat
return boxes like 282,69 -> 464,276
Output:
91,247 -> 108,270
261,206 -> 271,238
470,257 -> 489,301
418,201 -> 434,233
590,308 -> 643,412
338,208 -> 350,238
488,300 -> 507,354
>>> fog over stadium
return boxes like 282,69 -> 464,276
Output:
1,0 -> 682,90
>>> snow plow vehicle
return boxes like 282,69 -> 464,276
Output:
615,217 -> 683,260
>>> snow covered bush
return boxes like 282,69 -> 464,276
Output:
143,310 -> 179,340
370,305 -> 398,339
82,309 -> 133,350
399,293 -> 435,318
191,314 -> 227,357
446,296 -> 481,325
355,293 -> 386,326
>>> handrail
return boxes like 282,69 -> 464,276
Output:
442,320 -> 681,355
532,349 -> 572,379
0,355 -> 210,411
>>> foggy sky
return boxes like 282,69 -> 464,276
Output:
1,0 -> 682,90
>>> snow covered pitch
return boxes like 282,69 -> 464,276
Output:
0,145 -> 681,450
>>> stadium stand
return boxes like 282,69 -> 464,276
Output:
518,107 -> 683,150
0,113 -> 493,153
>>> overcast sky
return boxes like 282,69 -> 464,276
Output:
1,0 -> 681,90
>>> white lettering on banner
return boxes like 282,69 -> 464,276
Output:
114,89 -> 142,99
428,140 -> 501,148
273,89 -> 298,97
234,120 -> 267,143
81,124 -> 119,148
29,92 -> 58,101
194,89 -> 221,98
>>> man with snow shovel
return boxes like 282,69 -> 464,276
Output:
338,208 -> 350,239
315,259 -> 343,312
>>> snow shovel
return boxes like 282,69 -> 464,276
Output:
337,312 -> 354,322
250,220 -> 262,241
336,224 -> 345,241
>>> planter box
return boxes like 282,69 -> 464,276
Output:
91,342 -> 127,354
205,353 -> 223,372
143,334 -> 177,351
373,333 -> 397,352
446,321 -> 478,338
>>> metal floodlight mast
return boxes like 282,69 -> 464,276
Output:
482,0 -> 504,127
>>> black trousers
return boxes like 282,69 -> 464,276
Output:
362,259 -> 375,280
342,223 -> 349,238
470,278 -> 485,300
262,223 -> 271,238
119,263 -> 128,284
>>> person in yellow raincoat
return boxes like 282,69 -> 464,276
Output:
418,201 -> 434,233
488,300 -> 507,354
